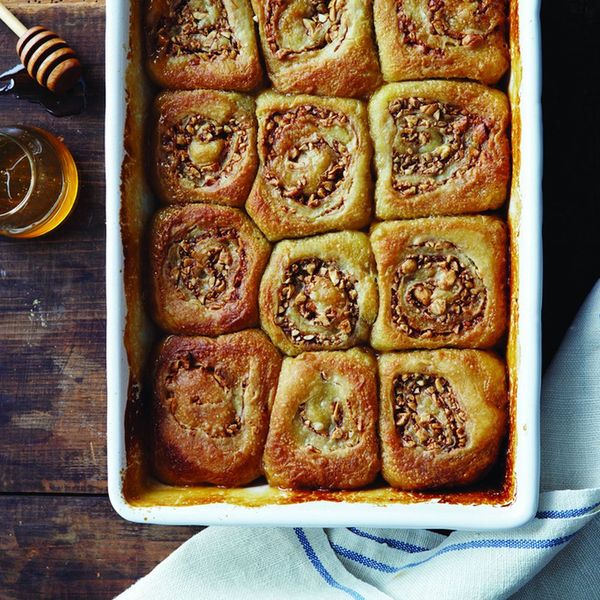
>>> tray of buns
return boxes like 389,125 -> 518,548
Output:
106,0 -> 542,529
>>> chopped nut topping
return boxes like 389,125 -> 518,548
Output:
388,96 -> 489,196
393,373 -> 467,451
395,0 -> 504,54
429,298 -> 447,316
168,227 -> 245,309
400,258 -> 417,274
391,241 -> 486,338
161,113 -> 248,189
262,104 -> 353,214
413,286 -> 431,306
276,258 -> 359,347
264,0 -> 348,59
153,0 -> 240,61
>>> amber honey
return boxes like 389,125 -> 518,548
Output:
0,126 -> 78,238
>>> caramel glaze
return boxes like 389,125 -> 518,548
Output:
120,0 -> 521,509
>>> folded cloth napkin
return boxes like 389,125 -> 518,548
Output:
118,280 -> 600,600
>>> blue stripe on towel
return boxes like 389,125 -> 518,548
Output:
294,528 -> 366,600
536,500 -> 600,519
331,542 -> 398,573
331,533 -> 578,574
347,528 -> 430,553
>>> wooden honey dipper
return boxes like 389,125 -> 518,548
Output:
0,1 -> 82,94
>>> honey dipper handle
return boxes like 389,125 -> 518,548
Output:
0,1 -> 27,38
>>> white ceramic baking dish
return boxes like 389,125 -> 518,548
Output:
106,0 -> 542,529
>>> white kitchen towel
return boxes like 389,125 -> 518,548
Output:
118,280 -> 600,600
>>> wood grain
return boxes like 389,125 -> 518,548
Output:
0,5 -> 106,494
0,495 -> 198,600
1,0 -> 103,9
0,5 -> 204,598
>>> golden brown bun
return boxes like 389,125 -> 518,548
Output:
150,204 -> 271,335
145,0 -> 262,91
370,216 -> 508,351
246,92 -> 373,240
260,231 -> 378,356
251,0 -> 382,97
369,81 -> 510,220
153,330 -> 282,486
378,349 -> 507,490
374,0 -> 509,84
264,349 -> 380,489
152,90 -> 257,206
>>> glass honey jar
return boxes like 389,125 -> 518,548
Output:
0,126 -> 78,238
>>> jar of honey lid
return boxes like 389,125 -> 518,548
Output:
0,126 -> 78,238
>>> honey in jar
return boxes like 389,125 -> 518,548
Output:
0,126 -> 78,238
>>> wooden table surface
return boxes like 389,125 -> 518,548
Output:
0,1 -> 598,598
